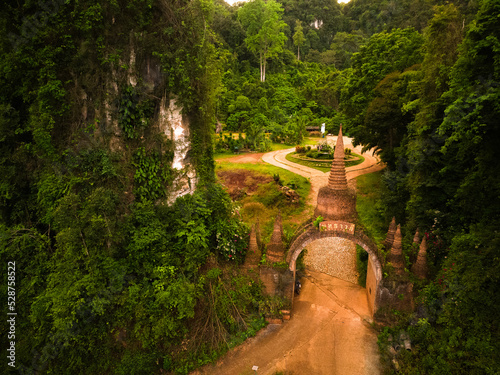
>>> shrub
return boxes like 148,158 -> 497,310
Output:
295,145 -> 306,153
273,173 -> 283,186
306,150 -> 319,158
258,295 -> 287,318
317,142 -> 332,153
215,206 -> 250,263
313,216 -> 324,228
242,202 -> 266,218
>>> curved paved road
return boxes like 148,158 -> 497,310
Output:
262,136 -> 384,208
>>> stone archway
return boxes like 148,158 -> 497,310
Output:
287,222 -> 383,315
278,125 -> 384,315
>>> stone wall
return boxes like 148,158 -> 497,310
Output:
260,266 -> 294,300
366,255 -> 380,314
377,279 -> 414,315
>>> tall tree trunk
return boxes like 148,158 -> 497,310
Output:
260,52 -> 266,82
297,45 -> 300,61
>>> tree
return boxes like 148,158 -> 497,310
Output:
293,20 -> 305,60
377,4 -> 500,371
238,0 -> 287,82
328,31 -> 365,69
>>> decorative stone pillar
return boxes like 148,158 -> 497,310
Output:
412,228 -> 421,244
378,224 -> 415,314
384,217 -> 397,251
255,218 -> 263,253
244,223 -> 261,272
412,236 -> 428,280
387,224 -> 405,276
266,214 -> 285,263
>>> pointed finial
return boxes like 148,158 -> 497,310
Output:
267,215 -> 285,263
412,236 -> 428,279
413,228 -> 420,244
333,124 -> 345,160
327,124 -> 348,190
390,217 -> 397,229
389,224 -> 405,276
270,214 -> 283,244
385,217 -> 397,250
244,223 -> 261,270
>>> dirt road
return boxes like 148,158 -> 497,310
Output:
192,271 -> 380,375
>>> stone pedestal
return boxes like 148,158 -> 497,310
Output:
315,187 -> 357,222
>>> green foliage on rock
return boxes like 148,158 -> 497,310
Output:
132,147 -> 173,202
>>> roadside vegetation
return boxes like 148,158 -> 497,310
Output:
355,171 -> 386,247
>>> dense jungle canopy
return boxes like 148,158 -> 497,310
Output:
1,0 -> 499,374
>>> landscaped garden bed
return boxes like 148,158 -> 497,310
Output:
285,149 -> 365,172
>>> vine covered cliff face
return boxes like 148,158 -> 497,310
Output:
0,0 -> 218,223
0,3 -> 244,373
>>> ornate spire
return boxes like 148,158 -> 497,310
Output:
413,228 -> 421,244
388,224 -> 405,276
314,124 -> 357,221
327,124 -> 348,190
412,236 -> 428,279
384,217 -> 397,250
266,214 -> 285,263
244,222 -> 261,270
270,212 -> 283,244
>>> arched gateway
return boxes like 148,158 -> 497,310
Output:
286,125 -> 383,314
286,222 -> 383,314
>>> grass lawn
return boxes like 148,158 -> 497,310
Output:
216,161 -> 312,243
355,170 -> 387,246
285,152 -> 365,172
214,137 -> 321,160
213,152 -> 240,160
302,137 -> 322,145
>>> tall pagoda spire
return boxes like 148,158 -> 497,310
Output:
412,236 -> 428,279
314,124 -> 357,222
327,124 -> 348,190
387,224 -> 405,276
384,217 -> 397,250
